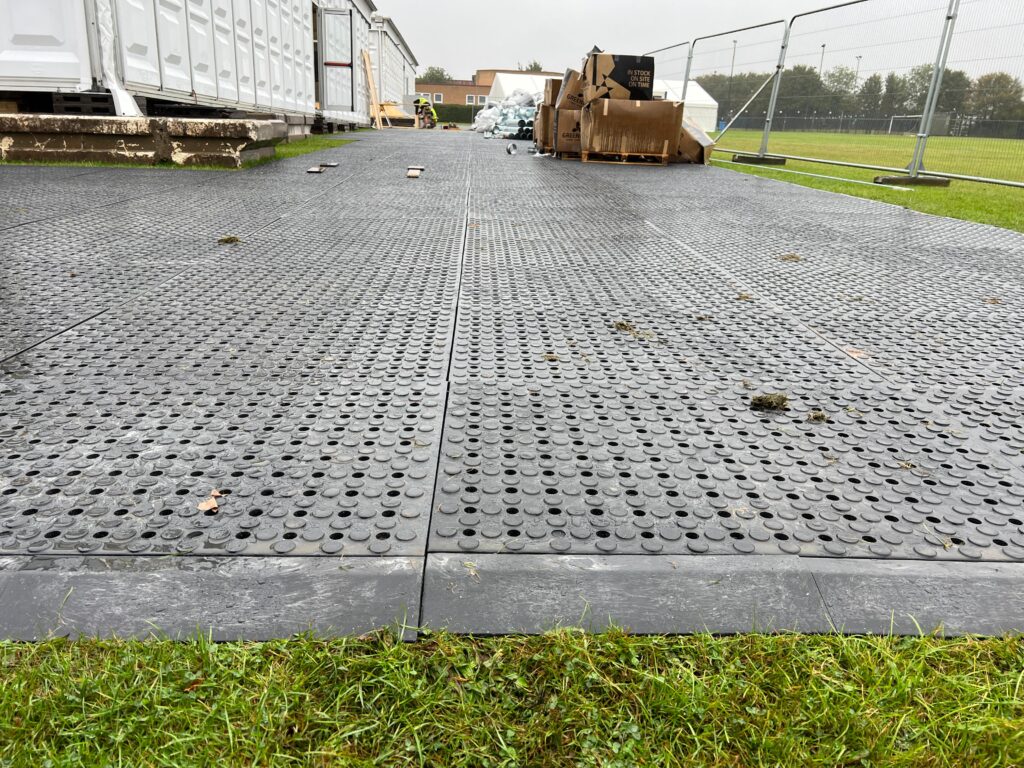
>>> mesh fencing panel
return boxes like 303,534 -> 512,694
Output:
687,22 -> 788,154
764,0 -> 951,171
921,0 -> 1024,184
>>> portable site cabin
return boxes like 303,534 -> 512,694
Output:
369,14 -> 417,107
0,0 -> 415,129
652,80 -> 719,133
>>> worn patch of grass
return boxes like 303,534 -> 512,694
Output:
711,129 -> 1024,233
0,632 -> 1021,767
751,393 -> 790,411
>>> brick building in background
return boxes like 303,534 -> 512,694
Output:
416,68 -> 562,105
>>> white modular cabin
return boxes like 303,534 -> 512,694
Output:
0,0 -> 416,128
368,13 -> 416,106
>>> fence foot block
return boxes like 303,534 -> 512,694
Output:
732,154 -> 787,166
874,175 -> 951,187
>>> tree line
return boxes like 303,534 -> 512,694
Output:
697,64 -> 1024,122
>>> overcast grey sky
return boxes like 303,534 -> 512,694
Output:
382,0 -> 848,77
381,0 -> 1020,82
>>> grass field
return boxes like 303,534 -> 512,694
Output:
1,631 -> 1022,767
713,129 -> 1024,233
719,129 -> 1024,183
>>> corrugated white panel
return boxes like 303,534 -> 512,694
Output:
352,7 -> 369,117
231,0 -> 255,104
295,0 -> 313,112
289,0 -> 303,110
279,0 -> 296,111
0,0 -> 93,92
185,0 -> 216,98
154,0 -> 192,95
250,0 -> 271,107
383,33 -> 403,103
114,0 -> 161,88
265,0 -> 284,109
211,0 -> 237,102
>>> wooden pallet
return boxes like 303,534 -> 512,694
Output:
556,151 -> 582,161
581,151 -> 668,167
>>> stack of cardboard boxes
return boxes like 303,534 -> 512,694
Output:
535,48 -> 715,166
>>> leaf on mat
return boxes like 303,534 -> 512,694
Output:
197,498 -> 219,512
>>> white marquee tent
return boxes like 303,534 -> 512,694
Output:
653,80 -> 719,132
486,72 -> 551,104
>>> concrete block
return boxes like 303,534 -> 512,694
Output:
0,114 -> 287,168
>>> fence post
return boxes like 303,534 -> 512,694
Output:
909,0 -> 961,177
758,22 -> 791,157
681,45 -> 694,102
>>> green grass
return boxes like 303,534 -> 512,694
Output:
2,631 -> 1021,766
267,134 -> 355,161
711,130 -> 1024,233
718,129 -> 1024,183
0,134 -> 354,171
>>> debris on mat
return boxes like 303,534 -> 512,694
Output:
807,410 -> 829,423
320,161 -> 339,168
307,166 -> 325,174
407,166 -> 424,178
217,235 -> 241,245
197,489 -> 225,512
751,393 -> 791,411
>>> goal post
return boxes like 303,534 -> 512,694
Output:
888,115 -> 923,135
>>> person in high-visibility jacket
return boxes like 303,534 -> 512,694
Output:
414,97 -> 436,129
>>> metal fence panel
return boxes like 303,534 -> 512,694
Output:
685,22 -> 788,155
648,0 -> 1024,188
647,42 -> 690,84
728,0 -> 954,172
920,0 -> 1024,186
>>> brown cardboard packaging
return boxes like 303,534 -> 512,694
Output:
535,104 -> 555,152
555,69 -> 586,110
543,78 -> 561,106
583,52 -> 655,102
554,109 -> 582,155
672,115 -> 716,164
581,100 -> 684,159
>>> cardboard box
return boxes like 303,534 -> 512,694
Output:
543,78 -> 561,106
581,100 -> 684,159
583,52 -> 655,102
554,109 -> 582,155
535,104 -> 555,152
672,115 -> 716,164
555,69 -> 586,110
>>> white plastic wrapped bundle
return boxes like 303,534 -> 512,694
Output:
473,105 -> 500,134
474,90 -> 538,139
